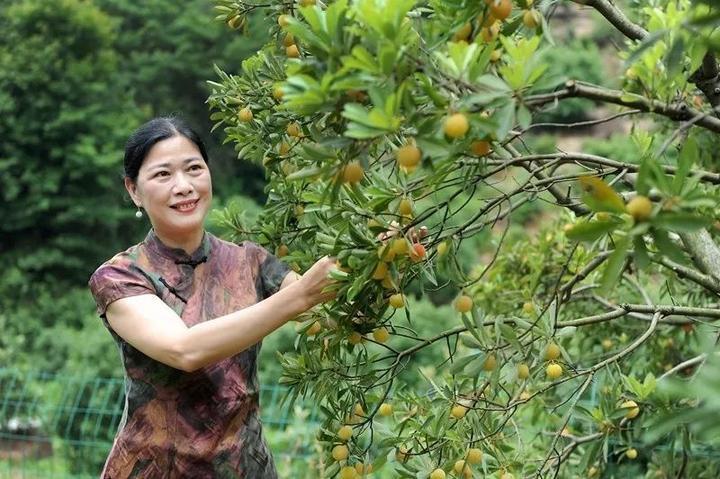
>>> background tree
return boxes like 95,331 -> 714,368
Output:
209,0 -> 720,477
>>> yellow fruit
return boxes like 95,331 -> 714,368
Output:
306,321 -> 321,336
238,107 -> 253,122
372,262 -> 388,280
397,144 -> 421,168
348,332 -> 364,345
391,238 -> 409,255
278,141 -> 290,156
455,295 -> 473,313
437,241 -> 449,257
517,363 -> 530,380
482,354 -> 497,371
389,293 -> 405,309
277,244 -> 289,257
286,122 -> 302,137
444,113 -> 470,139
332,444 -> 349,461
588,466 -> 599,477
453,460 -> 470,475
373,327 -> 390,343
546,363 -> 563,379
450,404 -> 468,419
519,390 -> 531,400
338,425 -> 353,441
601,338 -> 613,350
294,204 -> 305,216
282,33 -> 295,47
501,474 -> 515,479
299,0 -> 316,5
490,0 -> 513,20
522,301 -> 534,314
596,212 -> 610,221
626,195 -> 652,221
466,448 -> 482,464
398,198 -> 413,216
286,44 -> 300,58
544,342 -> 561,361
430,468 -> 446,479
342,162 -> 364,184
480,23 -> 501,42
621,400 -> 640,419
523,9 -> 541,28
381,276 -> 394,289
278,14 -> 291,27
354,463 -> 372,475
626,448 -> 638,459
490,49 -> 502,62
273,86 -> 284,100
453,22 -> 472,42
378,244 -> 397,262
227,15 -> 243,29
470,140 -> 491,156
378,402 -> 393,416
626,67 -> 638,80
340,466 -> 358,479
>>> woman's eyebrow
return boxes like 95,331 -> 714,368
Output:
148,158 -> 202,171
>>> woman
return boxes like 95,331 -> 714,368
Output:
88,116 -> 337,478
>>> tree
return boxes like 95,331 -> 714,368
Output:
0,0 -> 144,286
208,0 -> 720,477
94,0 -> 272,200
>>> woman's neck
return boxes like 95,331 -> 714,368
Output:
153,227 -> 204,255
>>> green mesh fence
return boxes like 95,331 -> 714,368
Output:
0,368 -> 320,478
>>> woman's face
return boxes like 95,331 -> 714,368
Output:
125,135 -> 212,241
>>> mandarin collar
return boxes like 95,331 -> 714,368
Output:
143,229 -> 212,265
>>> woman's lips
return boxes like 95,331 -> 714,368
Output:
172,200 -> 199,213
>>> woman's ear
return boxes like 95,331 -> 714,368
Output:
124,177 -> 141,208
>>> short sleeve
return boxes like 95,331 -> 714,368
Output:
244,242 -> 293,299
88,262 -> 156,316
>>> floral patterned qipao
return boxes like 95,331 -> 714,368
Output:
88,229 -> 291,478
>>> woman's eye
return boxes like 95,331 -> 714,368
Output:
190,164 -> 203,171
155,171 -> 169,178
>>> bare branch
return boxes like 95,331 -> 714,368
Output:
679,230 -> 720,281
570,0 -> 648,41
526,81 -> 720,134
659,353 -> 710,381
655,256 -> 720,295
486,152 -> 720,185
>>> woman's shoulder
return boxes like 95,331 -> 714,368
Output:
209,234 -> 265,257
89,242 -> 144,282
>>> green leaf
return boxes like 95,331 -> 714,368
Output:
673,138 -> 697,195
652,228 -> 686,263
449,353 -> 481,375
494,99 -> 516,140
652,212 -> 711,232
565,220 -> 621,242
633,235 -> 650,270
600,236 -> 630,291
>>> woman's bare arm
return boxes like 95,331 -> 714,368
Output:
105,256 -> 335,372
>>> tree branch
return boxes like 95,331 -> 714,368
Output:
485,153 -> 720,185
571,0 -> 648,41
525,81 -> 720,134
679,229 -> 720,282
655,255 -> 720,295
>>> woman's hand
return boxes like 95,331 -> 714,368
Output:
298,256 -> 339,309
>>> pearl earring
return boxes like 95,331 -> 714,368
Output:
135,207 -> 143,219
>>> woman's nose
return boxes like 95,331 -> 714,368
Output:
172,172 -> 194,195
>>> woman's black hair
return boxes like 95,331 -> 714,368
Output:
123,116 -> 209,183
